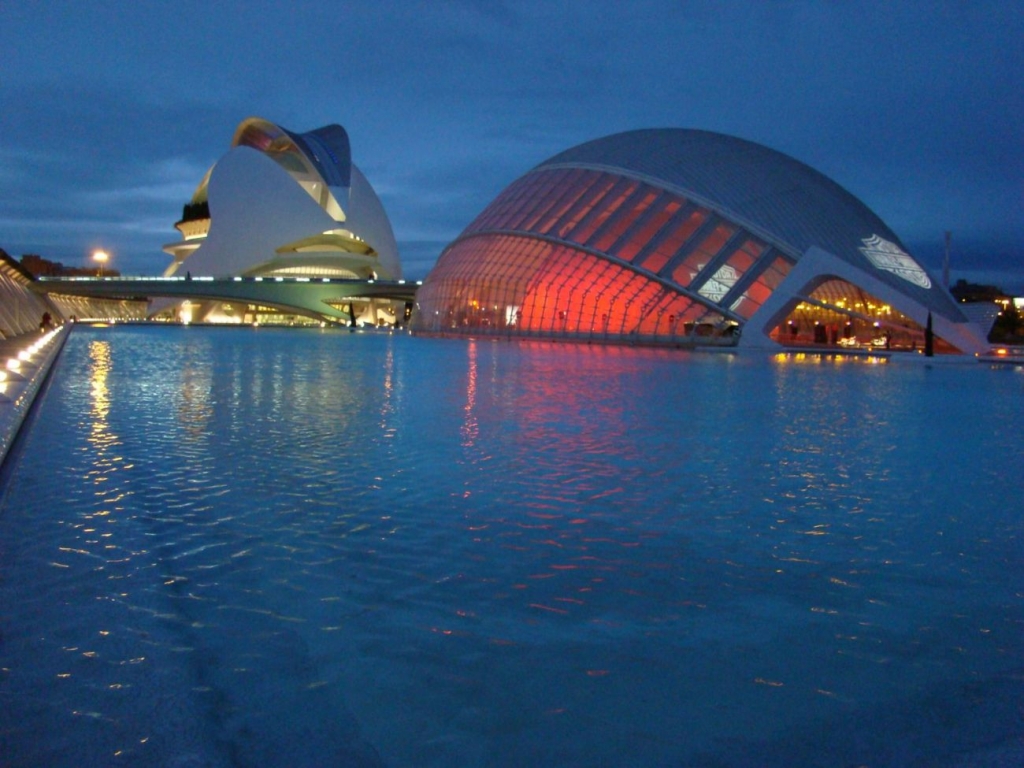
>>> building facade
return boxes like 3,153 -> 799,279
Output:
411,130 -> 988,354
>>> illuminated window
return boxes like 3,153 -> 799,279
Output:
634,208 -> 707,274
615,197 -> 682,262
670,223 -> 736,287
729,255 -> 793,319
568,179 -> 638,244
588,187 -> 660,253
551,176 -> 620,239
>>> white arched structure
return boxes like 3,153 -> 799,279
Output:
160,117 -> 400,324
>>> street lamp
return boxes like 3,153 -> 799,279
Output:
92,249 -> 109,278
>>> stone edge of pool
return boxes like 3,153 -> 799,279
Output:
0,325 -> 71,471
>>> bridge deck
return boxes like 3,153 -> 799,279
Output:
36,276 -> 419,322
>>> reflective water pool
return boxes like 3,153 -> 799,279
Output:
1,325 -> 1022,767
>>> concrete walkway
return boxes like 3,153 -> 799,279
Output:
0,324 -> 70,470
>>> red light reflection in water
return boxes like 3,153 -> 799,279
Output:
450,343 -> 689,664
461,340 -> 478,447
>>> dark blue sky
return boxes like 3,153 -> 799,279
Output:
2,1 -> 1021,289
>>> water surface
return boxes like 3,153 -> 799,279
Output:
1,325 -> 1022,766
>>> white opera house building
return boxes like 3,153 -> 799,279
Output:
159,117 -> 401,325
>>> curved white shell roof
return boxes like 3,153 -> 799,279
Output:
168,117 -> 400,280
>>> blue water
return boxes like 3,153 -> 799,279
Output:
1,325 -> 1022,767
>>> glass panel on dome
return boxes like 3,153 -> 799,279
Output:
722,239 -> 764,282
503,170 -> 577,232
529,170 -> 601,235
481,180 -> 531,230
515,245 -> 661,337
468,182 -> 524,233
728,255 -> 793,319
620,283 -> 671,335
692,237 -> 763,306
420,235 -> 558,331
468,172 -> 537,233
634,208 -> 706,274
616,197 -> 682,263
604,271 -> 652,336
549,175 -> 618,239
569,179 -> 638,245
588,187 -> 660,254
480,175 -> 539,232
670,223 -> 736,287
588,262 -> 633,334
697,264 -> 741,303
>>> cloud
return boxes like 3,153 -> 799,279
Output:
396,241 -> 450,281
1,0 -> 1020,281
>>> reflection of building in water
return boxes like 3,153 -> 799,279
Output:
178,362 -> 213,442
158,117 -> 402,327
461,340 -> 478,448
87,340 -> 122,486
411,129 -> 988,354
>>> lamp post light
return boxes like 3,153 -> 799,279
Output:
93,249 -> 110,278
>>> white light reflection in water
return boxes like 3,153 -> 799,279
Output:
379,338 -> 395,431
82,340 -> 132,541
0,326 -> 1021,768
87,340 -> 115,466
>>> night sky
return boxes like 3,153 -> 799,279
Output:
2,1 -> 1021,289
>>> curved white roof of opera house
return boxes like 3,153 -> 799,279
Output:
164,117 -> 400,282
412,128 -> 987,353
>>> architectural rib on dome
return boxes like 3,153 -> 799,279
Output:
411,129 -> 987,354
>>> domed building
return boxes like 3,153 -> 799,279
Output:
161,117 -> 401,324
411,129 -> 987,354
